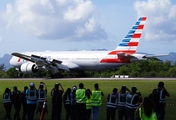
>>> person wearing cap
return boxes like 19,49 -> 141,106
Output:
11,86 -> 21,120
151,81 -> 170,120
51,83 -> 64,120
26,82 -> 38,120
36,82 -> 48,119
125,86 -> 142,120
106,88 -> 118,120
21,86 -> 28,120
76,83 -> 86,120
70,85 -> 77,120
92,83 -> 104,120
117,85 -> 130,120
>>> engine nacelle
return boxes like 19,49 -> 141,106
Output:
20,62 -> 38,73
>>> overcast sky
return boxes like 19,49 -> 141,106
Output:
0,0 -> 176,57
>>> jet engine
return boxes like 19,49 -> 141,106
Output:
20,62 -> 38,73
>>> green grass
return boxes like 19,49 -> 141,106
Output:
0,79 -> 175,120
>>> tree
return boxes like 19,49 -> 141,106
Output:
0,64 -> 6,71
6,68 -> 19,78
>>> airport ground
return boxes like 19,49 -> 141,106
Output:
0,78 -> 175,120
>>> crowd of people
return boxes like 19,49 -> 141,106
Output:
2,81 -> 170,120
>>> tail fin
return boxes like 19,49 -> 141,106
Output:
109,17 -> 147,55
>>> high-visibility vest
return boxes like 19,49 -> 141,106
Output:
92,90 -> 102,106
107,93 -> 117,108
26,89 -> 38,101
139,108 -> 157,120
70,92 -> 76,105
118,92 -> 127,107
86,97 -> 92,109
76,89 -> 86,103
38,90 -> 47,102
159,89 -> 166,104
125,92 -> 138,109
65,95 -> 71,105
3,93 -> 11,103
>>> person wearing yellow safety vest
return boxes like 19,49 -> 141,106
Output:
85,89 -> 92,120
106,88 -> 118,120
92,83 -> 104,120
125,86 -> 142,120
76,83 -> 86,120
135,97 -> 157,120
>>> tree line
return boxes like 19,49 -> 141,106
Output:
0,58 -> 176,78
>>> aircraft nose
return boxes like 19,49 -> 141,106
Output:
10,56 -> 20,66
9,56 -> 15,66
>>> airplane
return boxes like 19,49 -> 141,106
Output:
9,16 -> 167,76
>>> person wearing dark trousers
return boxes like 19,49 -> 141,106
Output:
125,86 -> 142,120
51,83 -> 64,120
70,85 -> 77,120
21,86 -> 28,120
26,82 -> 38,120
36,82 -> 48,120
63,88 -> 71,120
151,81 -> 170,120
106,88 -> 118,120
76,83 -> 86,120
11,86 -> 21,120
3,88 -> 12,120
117,85 -> 130,120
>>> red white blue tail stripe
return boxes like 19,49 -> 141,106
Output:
108,17 -> 147,55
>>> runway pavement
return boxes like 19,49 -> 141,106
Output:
0,77 -> 176,81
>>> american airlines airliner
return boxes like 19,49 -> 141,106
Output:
9,17 -> 165,74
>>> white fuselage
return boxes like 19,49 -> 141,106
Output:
10,50 -> 145,71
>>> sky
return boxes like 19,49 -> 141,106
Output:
0,0 -> 176,57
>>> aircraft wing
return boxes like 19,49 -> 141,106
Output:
11,52 -> 70,72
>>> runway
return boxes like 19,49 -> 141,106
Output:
0,77 -> 176,81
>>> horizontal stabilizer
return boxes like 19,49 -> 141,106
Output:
143,54 -> 170,58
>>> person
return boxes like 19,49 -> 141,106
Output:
70,85 -> 77,120
26,82 -> 38,120
3,88 -> 12,120
125,86 -> 142,120
63,88 -> 71,120
136,97 -> 157,120
85,89 -> 92,120
151,81 -> 170,120
21,86 -> 28,120
106,88 -> 118,120
117,85 -> 130,120
11,86 -> 21,120
36,82 -> 48,120
76,83 -> 86,120
51,83 -> 64,120
92,83 -> 104,120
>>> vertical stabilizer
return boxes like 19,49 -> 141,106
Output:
109,17 -> 147,55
